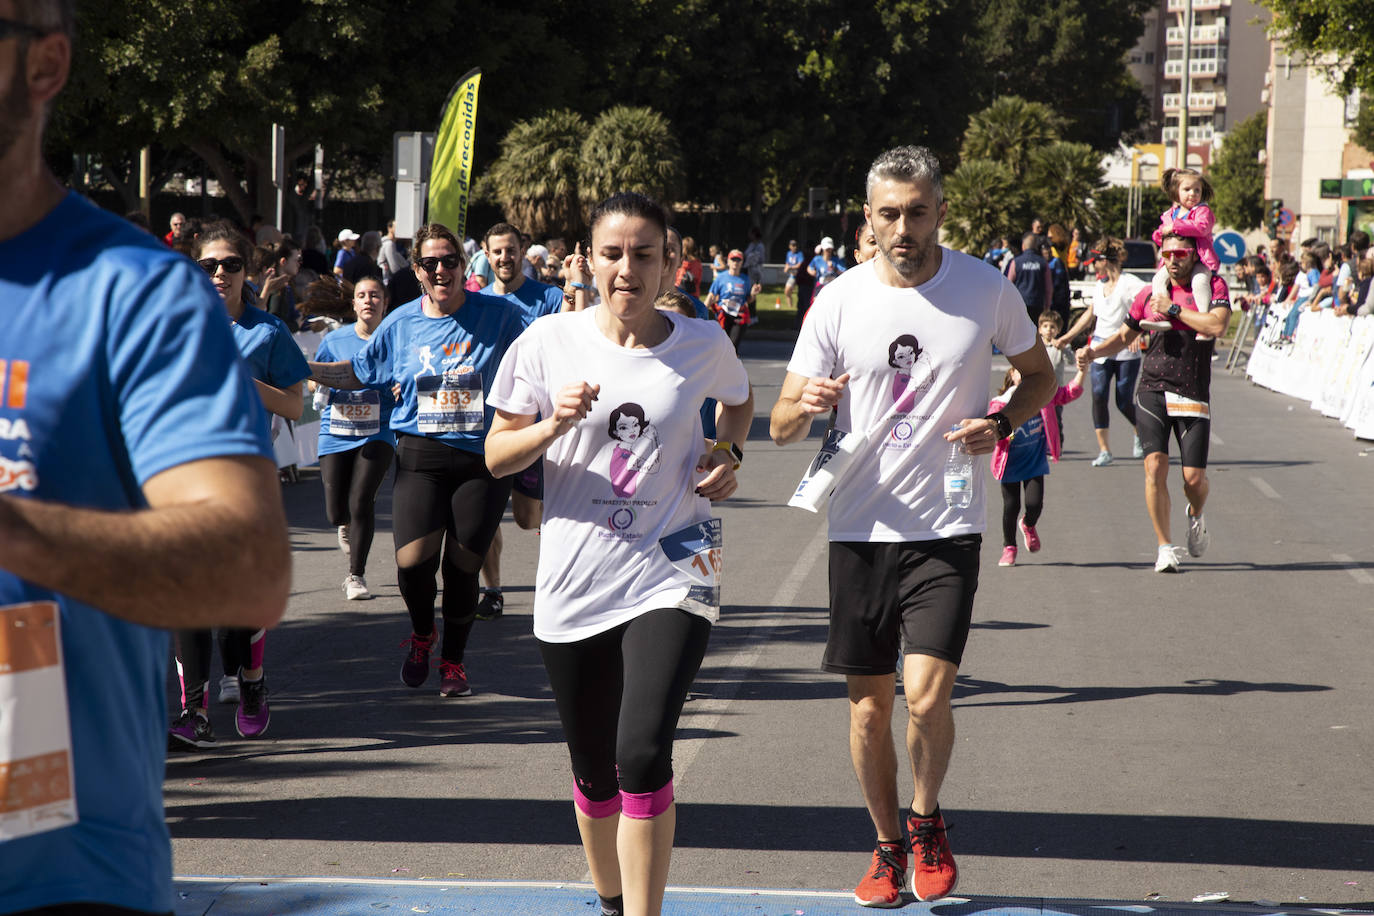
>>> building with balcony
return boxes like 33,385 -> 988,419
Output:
1125,0 -> 1270,169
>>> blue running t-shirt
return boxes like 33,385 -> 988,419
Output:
0,193 -> 272,914
315,324 -> 397,455
351,292 -> 526,453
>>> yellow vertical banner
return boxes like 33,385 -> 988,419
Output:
428,67 -> 481,239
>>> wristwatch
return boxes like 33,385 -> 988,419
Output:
985,412 -> 1013,440
712,440 -> 744,470
1167,303 -> 1182,318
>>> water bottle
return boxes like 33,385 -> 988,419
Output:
944,425 -> 973,508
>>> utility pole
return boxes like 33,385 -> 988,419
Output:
1176,0 -> 1193,169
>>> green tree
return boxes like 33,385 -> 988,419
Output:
1092,185 -> 1170,240
579,107 -> 684,213
1026,141 -> 1105,234
960,97 -> 1063,180
477,109 -> 588,241
1209,111 -> 1268,231
1260,0 -> 1374,95
943,159 -> 1021,253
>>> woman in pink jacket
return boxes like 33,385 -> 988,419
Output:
989,361 -> 1087,567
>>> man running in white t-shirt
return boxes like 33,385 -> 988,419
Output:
770,146 -> 1056,908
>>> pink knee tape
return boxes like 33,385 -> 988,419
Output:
620,780 -> 674,820
573,781 -> 622,819
248,628 -> 266,670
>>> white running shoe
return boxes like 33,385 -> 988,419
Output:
337,525 -> 349,555
1091,450 -> 1114,467
1154,544 -> 1182,573
1138,319 -> 1174,331
343,574 -> 371,600
1186,512 -> 1209,557
217,674 -> 240,705
1132,435 -> 1145,459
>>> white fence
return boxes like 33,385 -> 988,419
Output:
1245,308 -> 1374,440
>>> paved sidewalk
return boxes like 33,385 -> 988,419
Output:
174,877 -> 1374,916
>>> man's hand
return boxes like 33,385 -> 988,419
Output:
945,418 -> 1001,456
1149,294 -> 1173,320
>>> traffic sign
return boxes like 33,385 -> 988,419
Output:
1213,230 -> 1245,265
1278,207 -> 1295,226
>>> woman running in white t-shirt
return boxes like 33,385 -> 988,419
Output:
486,192 -> 754,916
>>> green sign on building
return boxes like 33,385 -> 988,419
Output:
1319,178 -> 1374,199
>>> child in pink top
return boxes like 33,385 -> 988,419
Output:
1147,167 -> 1218,331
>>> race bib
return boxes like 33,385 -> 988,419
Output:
416,373 -> 484,434
328,389 -> 382,437
1164,391 -> 1210,419
0,602 -> 78,841
720,296 -> 744,318
660,518 -> 722,620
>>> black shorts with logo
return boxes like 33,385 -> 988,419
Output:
823,535 -> 981,675
1134,388 -> 1211,468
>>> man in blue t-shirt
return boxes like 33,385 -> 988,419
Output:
473,221 -> 565,619
706,248 -> 760,351
0,8 -> 292,914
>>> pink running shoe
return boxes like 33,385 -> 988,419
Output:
998,545 -> 1017,567
1019,519 -> 1041,552
438,659 -> 472,697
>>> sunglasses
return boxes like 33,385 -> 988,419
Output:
416,254 -> 462,273
197,256 -> 245,274
1160,249 -> 1193,260
0,18 -> 51,41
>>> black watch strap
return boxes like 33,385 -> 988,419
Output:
1168,303 -> 1182,317
729,441 -> 744,463
986,412 -> 1013,439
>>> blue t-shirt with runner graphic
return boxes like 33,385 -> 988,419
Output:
709,272 -> 751,318
351,293 -> 525,452
0,193 -> 272,914
315,324 -> 397,456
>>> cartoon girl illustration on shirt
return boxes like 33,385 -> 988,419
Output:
606,403 -> 662,497
888,334 -> 935,413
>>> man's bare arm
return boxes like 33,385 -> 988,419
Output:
770,370 -> 849,446
0,455 -> 290,629
308,360 -> 364,390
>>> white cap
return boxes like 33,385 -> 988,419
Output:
337,229 -> 360,242
820,236 -> 835,250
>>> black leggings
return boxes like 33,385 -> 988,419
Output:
392,434 -> 511,662
176,627 -> 264,709
319,440 -> 394,576
539,608 -> 711,800
1001,477 -> 1044,546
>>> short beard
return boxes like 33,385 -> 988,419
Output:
878,235 -> 937,280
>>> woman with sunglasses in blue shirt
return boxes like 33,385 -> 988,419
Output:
308,223 -> 527,699
169,221 -> 309,750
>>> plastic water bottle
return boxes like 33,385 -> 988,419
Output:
944,425 -> 973,508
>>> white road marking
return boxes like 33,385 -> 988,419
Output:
1333,553 -> 1374,586
1249,476 -> 1280,499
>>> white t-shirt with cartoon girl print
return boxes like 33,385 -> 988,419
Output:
488,307 -> 751,642
787,254 -> 1038,542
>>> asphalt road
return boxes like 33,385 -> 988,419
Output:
165,335 -> 1374,907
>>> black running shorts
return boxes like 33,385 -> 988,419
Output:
1134,389 -> 1211,468
823,535 -> 981,675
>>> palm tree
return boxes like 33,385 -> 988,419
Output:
1026,141 -> 1104,235
942,158 -> 1020,254
579,106 -> 684,212
477,109 -> 587,240
959,96 -> 1063,180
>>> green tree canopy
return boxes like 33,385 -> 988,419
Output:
960,97 -> 1064,179
1026,141 -> 1105,233
943,159 -> 1021,254
579,107 -> 684,213
1260,0 -> 1374,95
477,109 -> 588,242
1209,111 -> 1268,231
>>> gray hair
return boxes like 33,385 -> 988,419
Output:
865,146 -> 944,205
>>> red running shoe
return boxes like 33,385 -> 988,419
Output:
854,842 -> 907,908
438,659 -> 471,697
907,810 -> 958,900
400,630 -> 437,688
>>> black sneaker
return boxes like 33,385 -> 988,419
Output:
169,708 -> 216,750
475,588 -> 504,621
